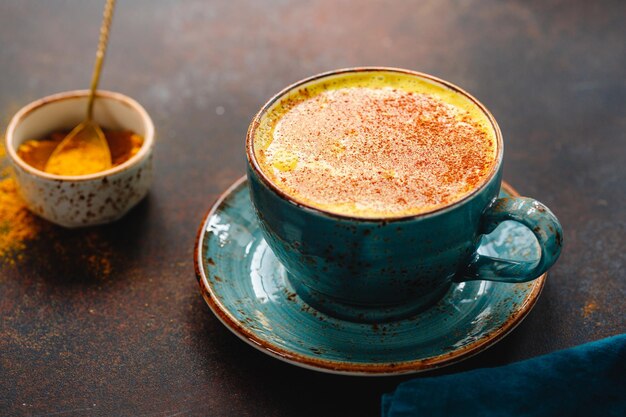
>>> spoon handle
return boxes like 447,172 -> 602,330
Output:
86,0 -> 116,121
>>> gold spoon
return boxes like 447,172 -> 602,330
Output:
45,0 -> 116,176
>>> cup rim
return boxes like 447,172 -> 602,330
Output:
246,67 -> 504,223
5,89 -> 155,182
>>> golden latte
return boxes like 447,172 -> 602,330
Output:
252,70 -> 498,218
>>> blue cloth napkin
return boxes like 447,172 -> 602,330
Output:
382,334 -> 626,417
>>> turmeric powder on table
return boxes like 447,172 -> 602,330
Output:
0,143 -> 40,263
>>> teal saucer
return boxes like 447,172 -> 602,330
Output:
194,176 -> 546,376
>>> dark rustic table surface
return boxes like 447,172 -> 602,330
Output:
1,1 -> 624,416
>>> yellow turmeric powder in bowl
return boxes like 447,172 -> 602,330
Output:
17,129 -> 144,173
5,89 -> 155,227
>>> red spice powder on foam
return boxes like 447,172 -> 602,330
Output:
263,87 -> 496,217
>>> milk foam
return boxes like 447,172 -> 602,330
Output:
253,71 -> 498,218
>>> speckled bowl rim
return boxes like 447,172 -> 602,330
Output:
246,67 -> 504,223
194,176 -> 546,376
5,90 -> 155,181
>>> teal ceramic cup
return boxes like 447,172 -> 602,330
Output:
246,68 -> 562,323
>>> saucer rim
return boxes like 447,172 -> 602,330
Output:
194,175 -> 546,376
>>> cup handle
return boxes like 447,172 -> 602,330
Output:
458,197 -> 563,283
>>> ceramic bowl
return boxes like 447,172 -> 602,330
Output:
4,90 -> 154,228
